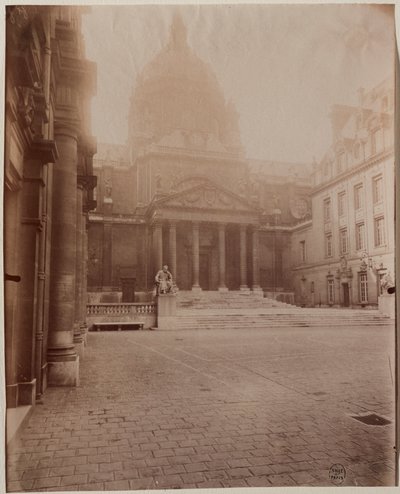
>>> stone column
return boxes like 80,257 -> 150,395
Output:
73,183 -> 84,359
102,222 -> 112,287
169,222 -> 177,285
239,224 -> 249,290
153,222 -> 163,272
252,227 -> 262,292
218,223 -> 228,291
81,218 -> 89,345
47,126 -> 79,386
192,222 -> 201,291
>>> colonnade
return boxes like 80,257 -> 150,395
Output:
152,221 -> 262,291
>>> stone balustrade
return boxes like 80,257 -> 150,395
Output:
86,302 -> 156,329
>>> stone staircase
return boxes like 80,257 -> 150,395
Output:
177,290 -> 293,310
173,290 -> 393,330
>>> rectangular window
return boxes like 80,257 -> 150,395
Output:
299,240 -> 306,263
339,228 -> 348,254
359,273 -> 368,304
373,176 -> 383,204
374,217 -> 385,247
327,279 -> 334,305
354,184 -> 363,210
355,223 -> 365,251
325,233 -> 333,258
323,198 -> 331,222
338,192 -> 346,217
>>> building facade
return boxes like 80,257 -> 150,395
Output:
89,16 -> 394,310
88,15 -> 312,304
291,79 -> 395,308
4,5 -> 97,416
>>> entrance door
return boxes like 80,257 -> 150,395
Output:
199,253 -> 210,290
342,283 -> 350,307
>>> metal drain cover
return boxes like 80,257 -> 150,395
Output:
351,413 -> 391,426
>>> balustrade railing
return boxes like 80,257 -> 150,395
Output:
87,302 -> 156,316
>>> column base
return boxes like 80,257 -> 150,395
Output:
191,285 -> 202,292
47,355 -> 80,387
218,286 -> 229,292
74,340 -> 85,360
240,285 -> 250,291
252,286 -> 264,296
80,324 -> 88,346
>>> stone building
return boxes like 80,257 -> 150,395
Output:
292,78 -> 395,308
89,16 -> 394,310
88,15 -> 311,304
4,5 -> 96,424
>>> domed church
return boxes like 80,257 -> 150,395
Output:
88,14 -> 393,309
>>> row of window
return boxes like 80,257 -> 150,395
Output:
323,175 -> 383,221
324,217 -> 385,257
325,129 -> 386,178
299,215 -> 385,263
327,273 -> 368,304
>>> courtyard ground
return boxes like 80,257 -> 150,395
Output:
7,323 -> 396,490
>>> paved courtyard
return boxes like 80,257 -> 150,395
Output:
7,323 -> 396,490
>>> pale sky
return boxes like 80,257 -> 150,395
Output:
82,4 -> 394,164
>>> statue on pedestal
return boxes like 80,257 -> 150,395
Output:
155,265 -> 174,295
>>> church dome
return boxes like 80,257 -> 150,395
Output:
129,14 -> 243,156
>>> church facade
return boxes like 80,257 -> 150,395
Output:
88,15 -> 394,309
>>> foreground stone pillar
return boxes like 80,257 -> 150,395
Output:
169,222 -> 177,285
192,222 -> 201,290
252,227 -> 263,293
218,223 -> 228,291
81,219 -> 89,345
73,183 -> 84,359
153,222 -> 163,272
47,127 -> 79,386
239,224 -> 249,290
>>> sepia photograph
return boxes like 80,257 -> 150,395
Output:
3,2 -> 397,491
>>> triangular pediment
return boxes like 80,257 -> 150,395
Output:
154,179 -> 258,213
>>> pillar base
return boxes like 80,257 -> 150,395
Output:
240,285 -> 250,291
74,340 -> 85,360
191,285 -> 202,292
218,286 -> 229,292
80,323 -> 88,346
252,286 -> 264,296
47,355 -> 79,387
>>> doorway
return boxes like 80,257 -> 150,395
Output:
342,282 -> 350,307
199,252 -> 210,290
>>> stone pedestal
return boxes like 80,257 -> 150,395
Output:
157,294 -> 177,330
378,294 -> 395,318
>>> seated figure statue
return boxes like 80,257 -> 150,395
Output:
155,265 -> 173,295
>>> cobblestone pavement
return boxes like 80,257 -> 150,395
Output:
7,324 -> 396,491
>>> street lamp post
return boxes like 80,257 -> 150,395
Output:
272,208 -> 281,300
